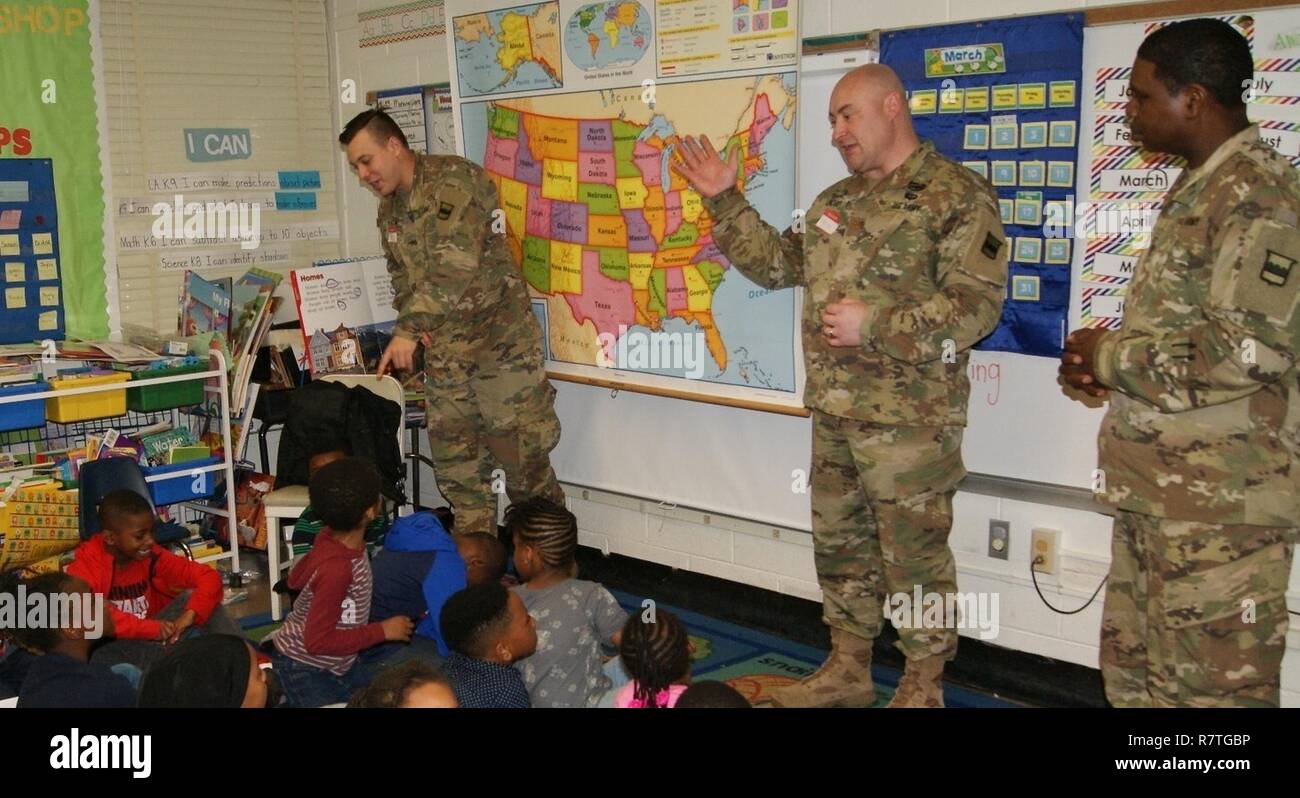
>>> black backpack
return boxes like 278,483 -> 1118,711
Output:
273,380 -> 406,504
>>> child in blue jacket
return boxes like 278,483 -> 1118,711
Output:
366,511 -> 505,667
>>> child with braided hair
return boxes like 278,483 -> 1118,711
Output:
508,496 -> 628,708
615,608 -> 692,708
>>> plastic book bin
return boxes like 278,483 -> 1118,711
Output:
45,372 -> 131,422
0,381 -> 48,432
126,362 -> 207,412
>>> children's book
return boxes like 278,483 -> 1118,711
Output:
290,257 -> 396,377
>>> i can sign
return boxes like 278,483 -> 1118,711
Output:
185,129 -> 252,162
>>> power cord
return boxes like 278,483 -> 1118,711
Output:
1030,554 -> 1108,615
1028,558 -> 1300,618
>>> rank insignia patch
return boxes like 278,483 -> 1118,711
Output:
1260,250 -> 1295,287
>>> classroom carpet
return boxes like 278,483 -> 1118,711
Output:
239,587 -> 1017,708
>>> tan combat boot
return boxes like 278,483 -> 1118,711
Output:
766,628 -> 875,708
886,656 -> 946,708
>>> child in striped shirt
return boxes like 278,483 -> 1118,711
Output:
290,449 -> 387,559
269,457 -> 413,707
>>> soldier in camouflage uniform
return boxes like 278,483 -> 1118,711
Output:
340,109 -> 565,536
675,65 -> 1008,708
1061,20 -> 1299,707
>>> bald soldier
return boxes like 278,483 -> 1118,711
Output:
340,109 -> 565,535
1061,20 -> 1300,707
674,65 -> 1008,707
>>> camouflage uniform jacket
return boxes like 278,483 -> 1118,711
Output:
703,140 -> 1008,427
1093,125 -> 1300,527
378,154 -> 537,368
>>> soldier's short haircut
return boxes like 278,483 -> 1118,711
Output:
1137,18 -> 1253,110
339,108 -> 410,149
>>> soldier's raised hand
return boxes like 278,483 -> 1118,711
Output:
671,135 -> 741,199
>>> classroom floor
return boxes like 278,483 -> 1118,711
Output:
221,550 -> 1022,708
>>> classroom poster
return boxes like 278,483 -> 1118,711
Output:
882,13 -> 1084,358
0,0 -> 107,340
1074,11 -> 1300,331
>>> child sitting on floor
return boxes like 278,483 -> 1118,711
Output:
0,569 -> 137,708
675,679 -> 751,708
439,583 -> 536,708
456,532 -> 507,588
68,490 -> 240,673
290,449 -> 387,558
507,497 -> 627,708
138,634 -> 268,708
269,457 -> 413,707
367,512 -> 506,669
346,660 -> 457,708
615,608 -> 692,708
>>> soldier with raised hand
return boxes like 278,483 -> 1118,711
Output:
1061,19 -> 1300,707
340,109 -> 565,537
673,64 -> 1008,708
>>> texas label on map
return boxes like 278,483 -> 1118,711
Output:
462,73 -> 800,395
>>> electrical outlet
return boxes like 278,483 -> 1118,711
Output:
988,519 -> 1010,560
1031,528 -> 1060,575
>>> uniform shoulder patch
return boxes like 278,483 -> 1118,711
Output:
960,209 -> 1008,287
431,184 -> 473,232
1232,221 -> 1300,323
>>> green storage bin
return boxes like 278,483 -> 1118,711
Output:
126,362 -> 208,412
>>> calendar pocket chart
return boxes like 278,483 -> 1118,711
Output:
0,159 -> 64,343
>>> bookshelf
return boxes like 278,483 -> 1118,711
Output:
0,351 -> 241,571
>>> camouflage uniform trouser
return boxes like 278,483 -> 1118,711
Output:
811,411 -> 964,662
1101,510 -> 1295,707
424,340 -> 564,536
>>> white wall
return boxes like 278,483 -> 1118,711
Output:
801,0 -> 1153,37
324,0 -> 1300,706
329,0 -> 454,258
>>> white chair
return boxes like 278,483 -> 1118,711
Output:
264,374 -> 406,620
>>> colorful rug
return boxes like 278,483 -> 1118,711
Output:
608,590 -> 1016,708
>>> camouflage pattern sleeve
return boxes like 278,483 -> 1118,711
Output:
862,195 -> 1007,363
1094,187 -> 1300,411
702,186 -> 805,290
391,169 -> 497,339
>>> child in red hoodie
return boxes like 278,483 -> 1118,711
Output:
269,457 -> 413,707
68,489 -> 241,673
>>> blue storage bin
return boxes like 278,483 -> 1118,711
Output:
0,381 -> 48,432
143,456 -> 220,506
